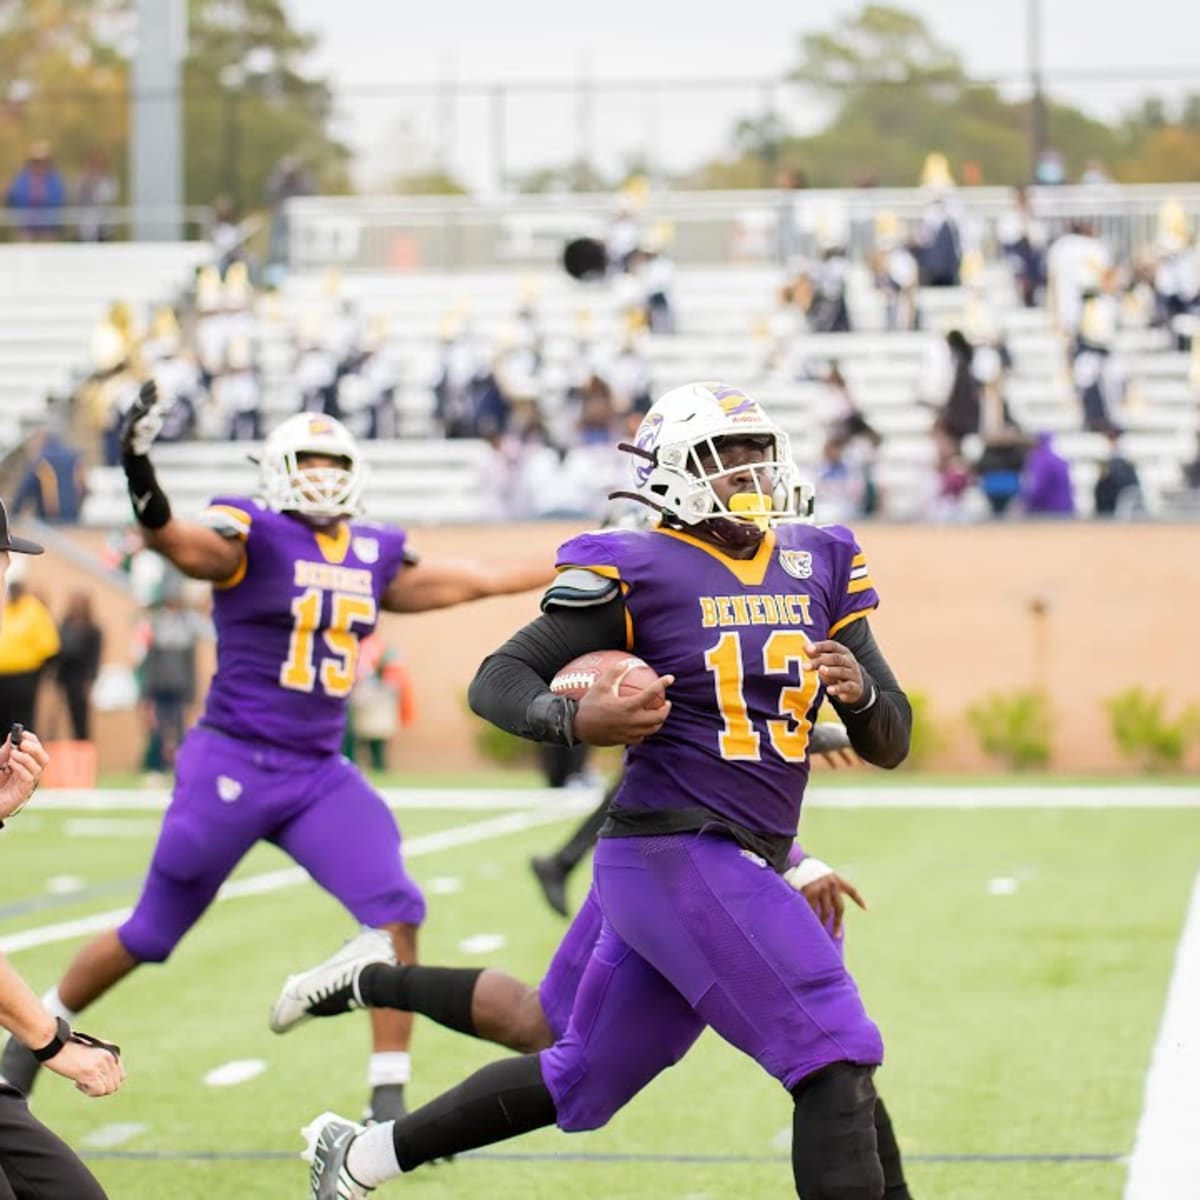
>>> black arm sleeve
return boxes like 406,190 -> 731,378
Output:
828,617 -> 912,769
467,598 -> 628,747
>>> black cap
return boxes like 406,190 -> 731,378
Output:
0,499 -> 43,555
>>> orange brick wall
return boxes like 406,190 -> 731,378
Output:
16,522 -> 1198,775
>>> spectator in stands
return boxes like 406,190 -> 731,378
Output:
144,309 -> 201,443
1035,148 -> 1066,186
815,434 -> 867,524
295,318 -> 341,420
915,185 -> 964,288
0,560 -> 60,732
921,426 -> 974,521
211,195 -> 246,275
1073,282 -> 1124,433
1021,432 -> 1075,516
774,165 -> 808,267
1047,221 -> 1112,340
608,336 -> 654,416
871,212 -> 919,331
265,154 -> 314,272
606,200 -> 641,274
637,230 -> 676,335
54,592 -> 102,742
997,187 -> 1047,309
74,149 -> 119,242
935,329 -> 981,447
212,335 -> 263,441
1152,199 -> 1199,351
804,245 -> 852,333
11,427 -> 86,523
1094,429 -> 1142,517
4,141 -> 66,240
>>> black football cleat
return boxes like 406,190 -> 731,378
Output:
530,855 -> 569,917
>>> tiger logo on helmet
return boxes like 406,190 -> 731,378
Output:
612,382 -> 805,543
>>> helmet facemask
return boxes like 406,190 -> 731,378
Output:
258,415 -> 366,522
610,382 -> 806,545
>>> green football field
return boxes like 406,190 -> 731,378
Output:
3,789 -> 1198,1199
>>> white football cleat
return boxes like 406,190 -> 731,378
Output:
271,928 -> 396,1034
301,1111 -> 373,1199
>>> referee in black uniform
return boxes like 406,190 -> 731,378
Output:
0,499 -> 125,1199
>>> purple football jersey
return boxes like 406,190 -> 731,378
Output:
556,522 -> 880,838
199,498 -> 409,755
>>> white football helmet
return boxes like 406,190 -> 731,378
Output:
617,382 -> 803,531
258,412 -> 366,520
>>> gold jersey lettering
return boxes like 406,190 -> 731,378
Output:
293,561 -> 374,596
698,593 -> 813,630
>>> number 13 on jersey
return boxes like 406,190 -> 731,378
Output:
704,630 -> 820,762
280,587 -> 377,697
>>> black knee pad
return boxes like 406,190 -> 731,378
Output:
789,1063 -> 884,1200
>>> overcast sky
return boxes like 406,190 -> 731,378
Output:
285,0 -> 1198,190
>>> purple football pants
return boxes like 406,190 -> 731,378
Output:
537,830 -> 882,1132
118,726 -> 426,963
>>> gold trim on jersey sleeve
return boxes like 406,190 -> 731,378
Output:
213,553 -> 249,590
828,606 -> 874,637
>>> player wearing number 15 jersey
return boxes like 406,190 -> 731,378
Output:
0,391 -> 552,1124
297,382 -> 912,1200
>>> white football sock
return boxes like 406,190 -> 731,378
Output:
347,1121 -> 402,1186
41,988 -> 78,1022
368,1051 -> 411,1088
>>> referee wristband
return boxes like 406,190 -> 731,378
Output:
32,1016 -> 71,1062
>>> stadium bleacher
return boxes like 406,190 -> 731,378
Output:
8,242 -> 1189,525
0,242 -> 211,453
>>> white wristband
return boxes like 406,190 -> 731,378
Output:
783,856 -> 834,891
847,682 -> 877,715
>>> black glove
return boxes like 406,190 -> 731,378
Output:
121,380 -> 171,529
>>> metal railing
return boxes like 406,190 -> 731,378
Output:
284,183 -> 1200,271
0,205 -> 215,244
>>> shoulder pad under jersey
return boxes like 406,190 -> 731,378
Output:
541,568 -> 621,612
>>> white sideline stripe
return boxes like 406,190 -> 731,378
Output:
1124,867 -> 1200,1199
30,785 -> 1200,812
0,807 -> 570,956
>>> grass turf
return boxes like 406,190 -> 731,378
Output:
3,799 -> 1197,1198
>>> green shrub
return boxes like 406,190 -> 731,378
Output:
966,690 -> 1054,770
900,690 -> 945,770
461,691 -> 538,767
1104,688 -> 1197,772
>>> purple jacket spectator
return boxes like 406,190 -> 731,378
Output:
1021,433 -> 1075,515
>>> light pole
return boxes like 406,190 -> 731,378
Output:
1028,0 -> 1046,182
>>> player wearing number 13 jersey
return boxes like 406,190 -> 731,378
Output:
0,395 -> 552,1124
295,383 -> 912,1200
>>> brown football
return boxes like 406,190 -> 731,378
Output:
550,651 -> 664,708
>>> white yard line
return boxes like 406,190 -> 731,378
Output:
0,807 -> 570,956
30,785 -> 1200,813
1124,867 -> 1200,1199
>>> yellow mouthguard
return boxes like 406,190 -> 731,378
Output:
729,493 -> 771,530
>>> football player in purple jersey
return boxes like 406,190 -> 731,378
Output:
298,382 -> 913,1199
0,385 -> 553,1124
